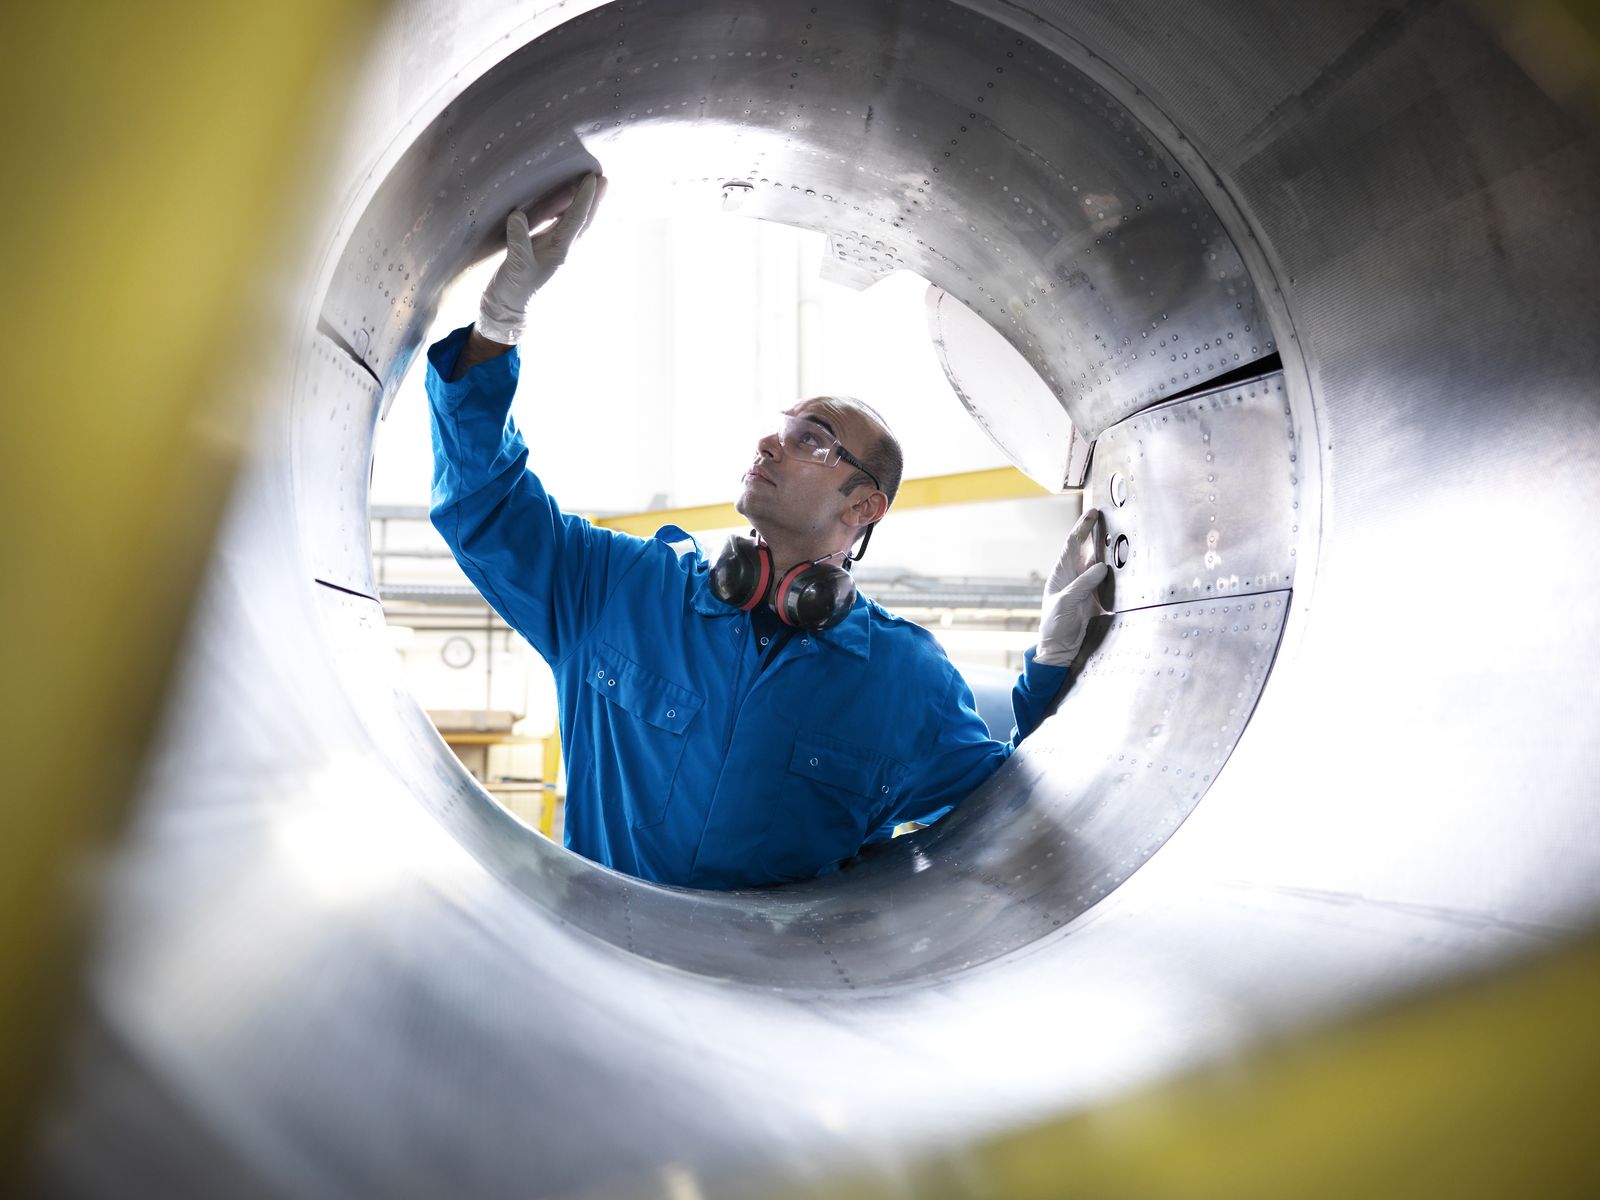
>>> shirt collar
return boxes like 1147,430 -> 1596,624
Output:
815,594 -> 872,660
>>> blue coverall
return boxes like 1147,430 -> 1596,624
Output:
426,324 -> 1071,888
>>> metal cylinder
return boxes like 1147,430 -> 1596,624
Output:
37,2 -> 1600,1196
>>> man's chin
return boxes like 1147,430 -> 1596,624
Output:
735,496 -> 776,542
734,484 -> 765,520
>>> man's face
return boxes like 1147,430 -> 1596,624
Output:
736,401 -> 880,545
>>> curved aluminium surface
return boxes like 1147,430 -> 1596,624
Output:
39,2 -> 1600,1197
297,0 -> 1305,991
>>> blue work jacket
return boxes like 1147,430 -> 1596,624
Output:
426,325 -> 1070,889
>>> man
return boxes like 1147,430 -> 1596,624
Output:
427,172 -> 1107,889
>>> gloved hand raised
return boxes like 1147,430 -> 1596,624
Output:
477,172 -> 604,344
1036,507 -> 1110,667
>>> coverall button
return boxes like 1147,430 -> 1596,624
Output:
809,756 -> 819,766
666,709 -> 676,718
596,669 -> 605,678
881,785 -> 889,793
759,636 -> 769,646
607,679 -> 615,687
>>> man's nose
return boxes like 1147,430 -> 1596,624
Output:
756,430 -> 781,460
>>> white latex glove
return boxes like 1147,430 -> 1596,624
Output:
1036,507 -> 1110,666
477,172 -> 603,344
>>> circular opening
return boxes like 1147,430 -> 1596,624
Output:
308,0 -> 1302,988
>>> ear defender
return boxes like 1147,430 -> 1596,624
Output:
773,560 -> 857,632
709,533 -> 858,632
709,533 -> 771,612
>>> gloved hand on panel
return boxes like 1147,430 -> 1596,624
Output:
1036,507 -> 1109,667
477,171 -> 605,344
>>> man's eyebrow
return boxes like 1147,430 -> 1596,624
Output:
800,413 -> 837,438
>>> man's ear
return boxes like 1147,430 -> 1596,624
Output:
850,490 -> 887,527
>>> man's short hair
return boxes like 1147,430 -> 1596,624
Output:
803,395 -> 904,511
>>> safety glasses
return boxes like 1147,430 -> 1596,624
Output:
775,414 -> 882,492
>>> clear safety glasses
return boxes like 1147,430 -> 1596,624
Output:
774,414 -> 882,492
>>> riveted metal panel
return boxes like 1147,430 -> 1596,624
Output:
1089,373 -> 1301,612
321,0 -> 1265,441
292,336 -> 382,597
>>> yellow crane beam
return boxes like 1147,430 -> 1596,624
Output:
587,465 -> 1063,537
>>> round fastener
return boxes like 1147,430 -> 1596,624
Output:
809,756 -> 819,767
607,679 -> 615,687
881,785 -> 889,794
666,708 -> 676,718
596,669 -> 605,678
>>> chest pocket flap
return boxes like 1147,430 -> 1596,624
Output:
789,731 -> 905,799
585,643 -> 704,733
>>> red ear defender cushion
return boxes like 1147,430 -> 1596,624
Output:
743,541 -> 772,611
772,561 -> 812,626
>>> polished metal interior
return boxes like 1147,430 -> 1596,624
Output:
38,1 -> 1600,1197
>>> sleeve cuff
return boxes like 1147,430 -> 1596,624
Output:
1021,644 -> 1071,688
425,323 -> 520,406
